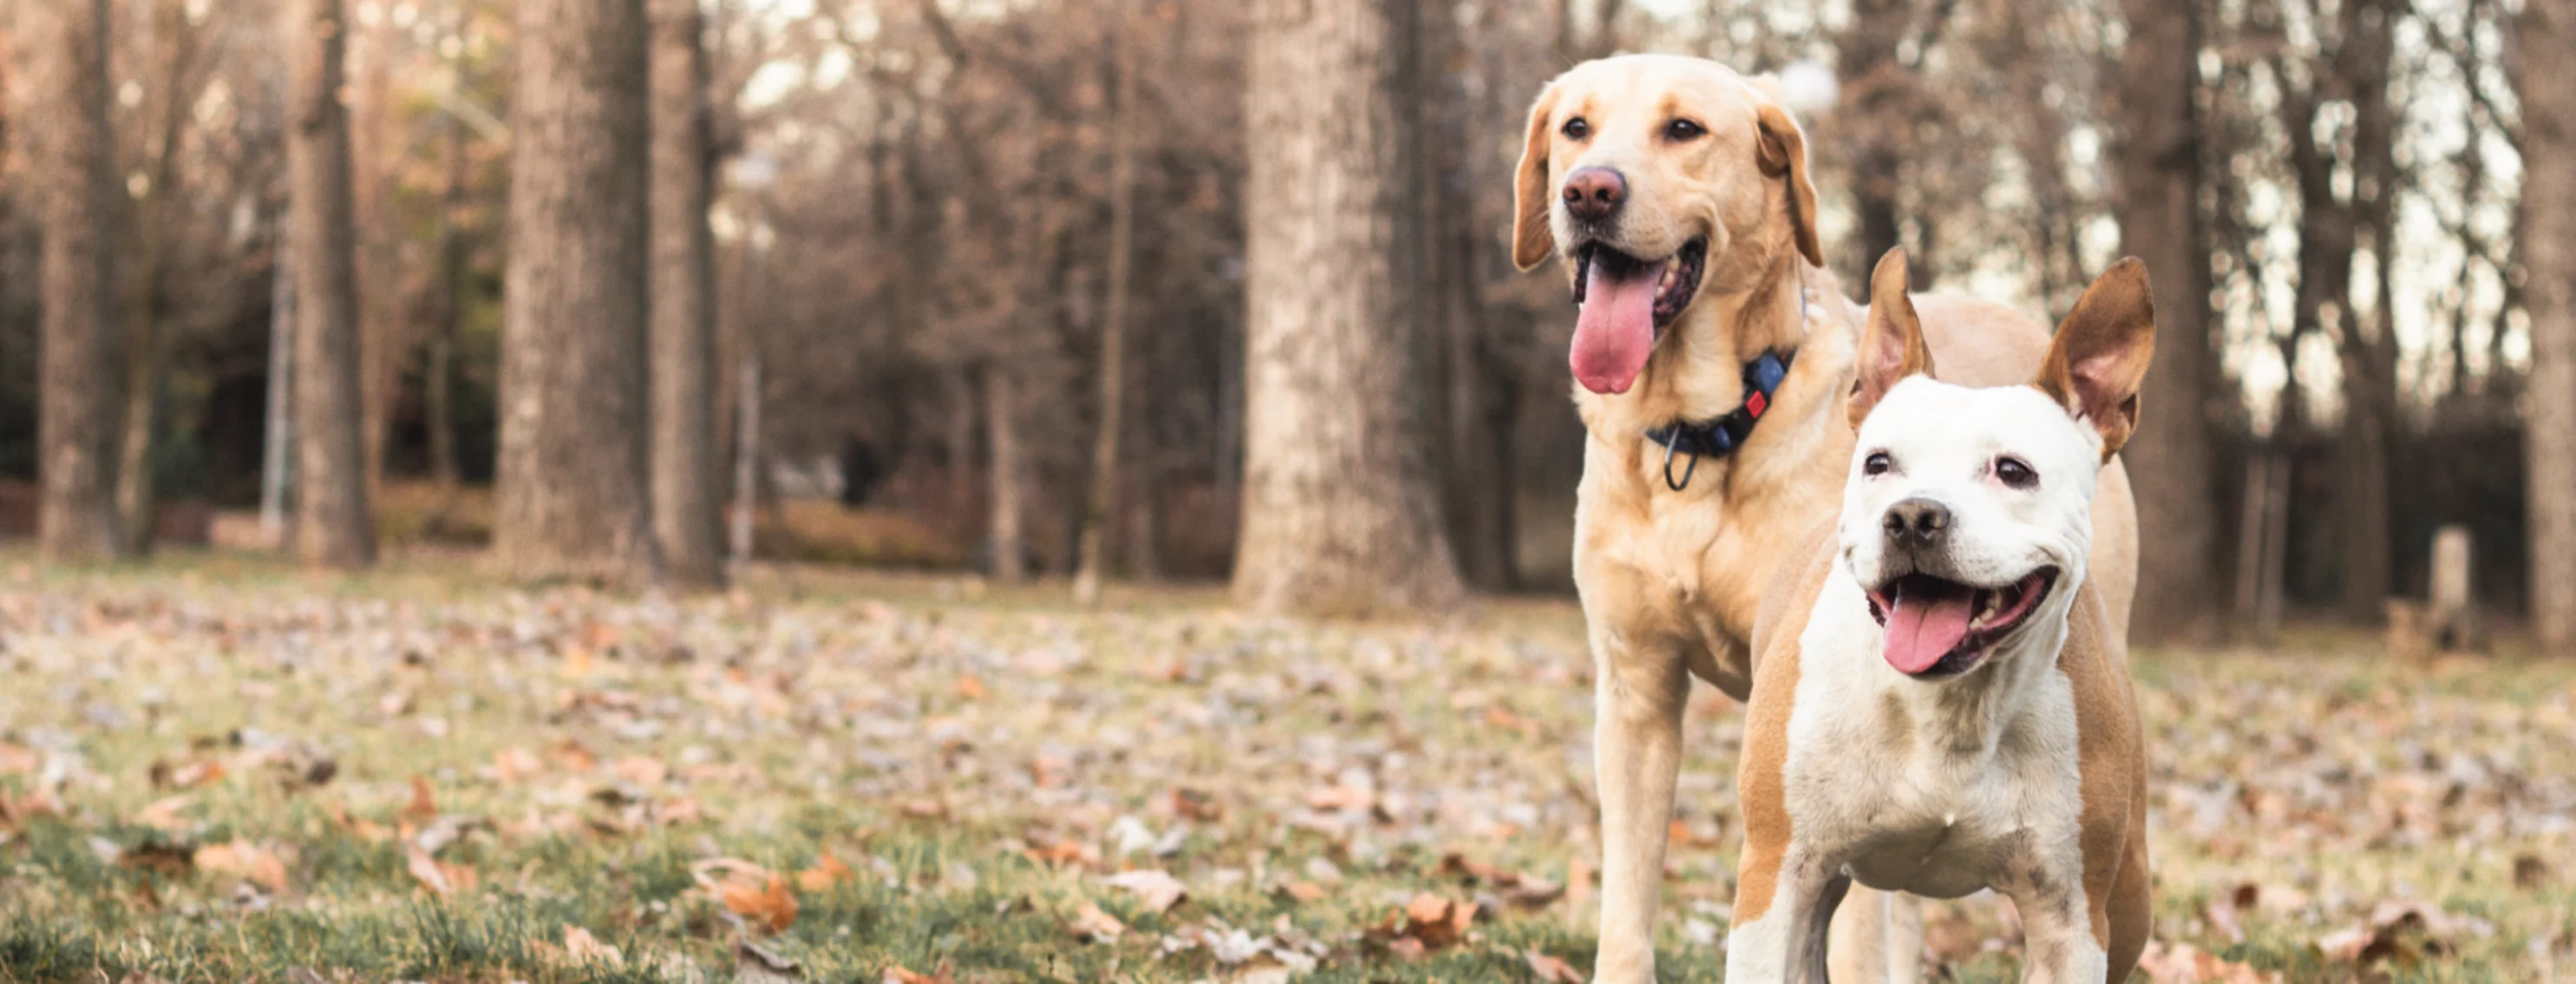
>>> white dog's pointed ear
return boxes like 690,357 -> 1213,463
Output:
2037,258 -> 2157,461
1849,247 -> 1932,430
1511,83 -> 1560,272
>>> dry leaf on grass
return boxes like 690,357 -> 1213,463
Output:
559,924 -> 623,968
1525,948 -> 1587,983
405,846 -> 475,897
1100,869 -> 1187,913
879,960 -> 951,984
196,841 -> 289,892
403,776 -> 439,823
736,939 -> 803,982
1365,893 -> 1476,957
691,858 -> 798,934
2316,899 -> 2497,968
2138,940 -> 2282,983
796,853 -> 853,892
1067,901 -> 1126,942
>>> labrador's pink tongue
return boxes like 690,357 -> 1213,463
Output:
1882,582 -> 1976,674
1571,259 -> 1659,394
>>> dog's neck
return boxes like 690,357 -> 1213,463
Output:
1577,244 -> 1851,494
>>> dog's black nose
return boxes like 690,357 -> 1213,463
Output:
1561,167 -> 1626,222
1882,498 -> 1951,548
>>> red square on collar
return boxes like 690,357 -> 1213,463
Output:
1747,391 -> 1768,417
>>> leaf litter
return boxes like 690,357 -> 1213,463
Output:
0,561 -> 2565,981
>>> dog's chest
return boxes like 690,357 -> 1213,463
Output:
1783,633 -> 2088,899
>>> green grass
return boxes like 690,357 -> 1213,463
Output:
0,547 -> 2566,981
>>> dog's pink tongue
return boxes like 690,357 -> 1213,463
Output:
1571,259 -> 1659,394
1882,584 -> 1976,675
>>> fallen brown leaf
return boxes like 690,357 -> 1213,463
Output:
1067,901 -> 1126,942
2139,940 -> 2282,983
797,853 -> 854,892
1100,869 -> 1187,913
196,841 -> 289,892
1525,948 -> 1587,983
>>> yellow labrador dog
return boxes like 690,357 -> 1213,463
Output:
1510,55 -> 2140,981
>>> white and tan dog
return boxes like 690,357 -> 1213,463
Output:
1727,251 -> 2154,983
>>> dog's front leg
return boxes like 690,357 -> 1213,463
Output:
1590,629 -> 1691,983
1724,849 -> 1849,984
2001,880 -> 2110,984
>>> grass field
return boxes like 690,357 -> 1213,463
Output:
0,548 -> 2569,982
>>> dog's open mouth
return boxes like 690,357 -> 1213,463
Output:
1863,567 -> 2058,679
1567,238 -> 1708,395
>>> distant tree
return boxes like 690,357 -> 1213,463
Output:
114,0 -> 205,556
1234,0 -> 1461,614
650,0 -> 726,588
17,0 -> 125,562
2112,0 -> 2220,641
1073,0 -> 1137,605
494,0 -> 659,584
2515,0 -> 2576,648
288,0 -> 376,569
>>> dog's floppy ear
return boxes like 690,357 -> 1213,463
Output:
2037,258 -> 2157,461
1512,84 -> 1561,272
1754,101 -> 1824,269
1848,248 -> 1933,430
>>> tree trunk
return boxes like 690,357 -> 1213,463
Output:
115,0 -> 195,556
288,0 -> 376,569
1235,0 -> 1462,614
2112,0 -> 2220,642
19,0 -> 124,563
1838,0 -> 1919,288
1074,1 -> 1138,605
494,0 -> 658,584
2331,0 -> 2399,621
425,98 -> 469,489
2515,0 -> 2576,648
987,364 -> 1026,584
649,0 -> 725,588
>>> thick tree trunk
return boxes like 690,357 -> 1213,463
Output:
2331,0 -> 2399,621
494,0 -> 659,584
986,364 -> 1026,584
288,0 -> 376,569
2515,0 -> 2576,648
20,0 -> 125,563
1235,0 -> 1462,614
649,0 -> 726,588
2112,0 -> 2220,642
1074,2 -> 1138,605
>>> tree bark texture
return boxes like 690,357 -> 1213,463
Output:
2112,0 -> 2221,641
19,0 -> 125,563
288,0 -> 377,569
2515,0 -> 2576,648
1234,0 -> 1462,615
650,0 -> 726,588
494,0 -> 659,584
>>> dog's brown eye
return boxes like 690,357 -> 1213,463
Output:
1863,451 -> 1893,476
1561,117 -> 1591,141
1665,119 -> 1704,141
1995,456 -> 2037,489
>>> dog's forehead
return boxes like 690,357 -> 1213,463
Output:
1860,379 -> 2092,464
1553,56 -> 1762,125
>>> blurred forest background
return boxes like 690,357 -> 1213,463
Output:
0,0 -> 2568,648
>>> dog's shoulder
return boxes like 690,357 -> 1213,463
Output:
1749,520 -> 1839,676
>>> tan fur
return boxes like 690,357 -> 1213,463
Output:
1517,55 -> 2142,982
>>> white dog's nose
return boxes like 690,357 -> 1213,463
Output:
1882,497 -> 1951,549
